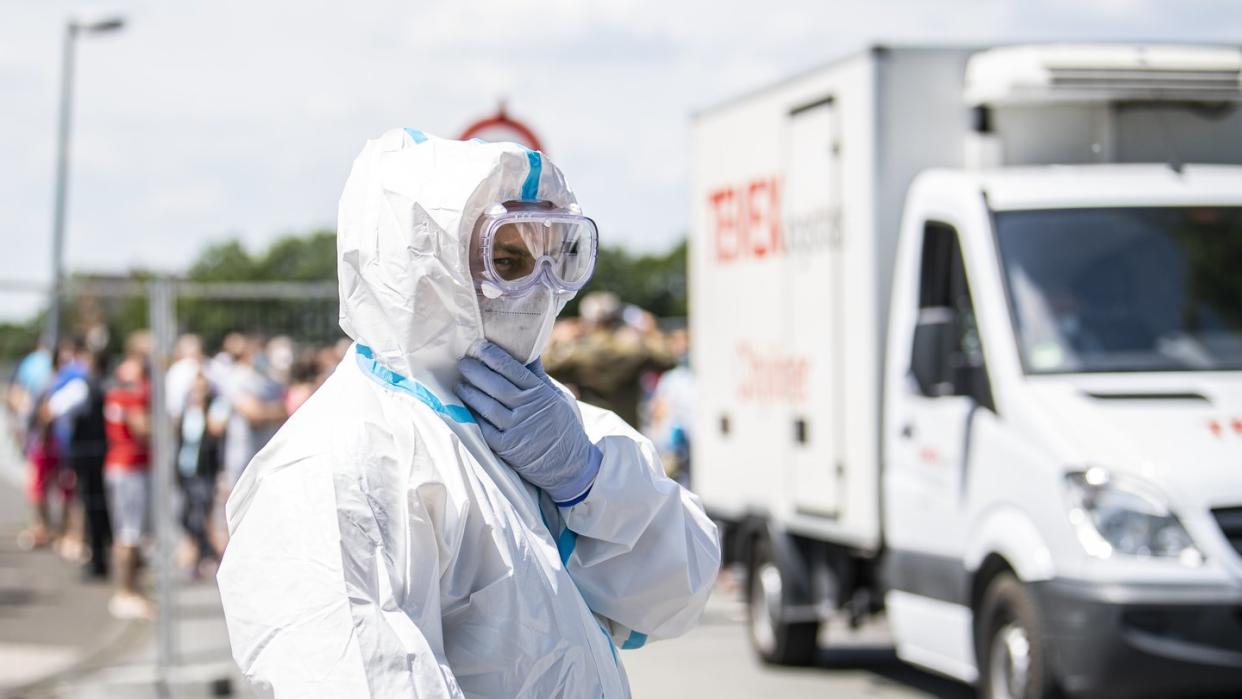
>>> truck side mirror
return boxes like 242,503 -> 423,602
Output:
911,307 -> 957,397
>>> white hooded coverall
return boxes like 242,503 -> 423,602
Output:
216,129 -> 721,698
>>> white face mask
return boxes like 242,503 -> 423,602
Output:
477,285 -> 565,364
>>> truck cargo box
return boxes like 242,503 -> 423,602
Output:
690,47 -> 976,552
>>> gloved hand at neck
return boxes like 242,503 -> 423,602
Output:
454,341 -> 602,506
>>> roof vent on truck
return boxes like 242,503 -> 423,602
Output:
965,44 -> 1242,106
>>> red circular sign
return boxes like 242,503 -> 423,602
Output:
459,101 -> 544,152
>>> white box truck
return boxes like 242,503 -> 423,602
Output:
691,44 -> 1242,698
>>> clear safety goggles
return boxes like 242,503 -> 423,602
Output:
469,201 -> 599,298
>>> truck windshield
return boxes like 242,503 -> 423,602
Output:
995,207 -> 1242,374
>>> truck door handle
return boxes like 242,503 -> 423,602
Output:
900,423 -> 915,439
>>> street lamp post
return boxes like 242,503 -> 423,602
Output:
46,16 -> 125,350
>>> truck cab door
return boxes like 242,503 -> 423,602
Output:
887,220 -> 995,561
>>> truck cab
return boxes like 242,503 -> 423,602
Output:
887,165 -> 1242,697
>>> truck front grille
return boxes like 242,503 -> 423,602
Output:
1212,507 -> 1242,557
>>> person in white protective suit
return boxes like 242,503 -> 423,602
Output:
216,128 -> 721,698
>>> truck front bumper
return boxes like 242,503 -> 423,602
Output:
1032,579 -> 1242,698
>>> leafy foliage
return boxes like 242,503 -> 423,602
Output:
180,230 -> 340,348
180,229 -> 688,320
188,231 -> 337,283
1,229 -> 688,364
0,319 -> 41,366
564,239 -> 688,318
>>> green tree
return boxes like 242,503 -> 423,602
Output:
255,231 -> 338,281
179,231 -> 340,348
186,230 -> 336,283
0,229 -> 689,364
565,239 -> 687,318
180,229 -> 688,320
186,239 -> 258,282
0,319 -> 42,366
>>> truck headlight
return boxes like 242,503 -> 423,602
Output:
1064,468 -> 1203,566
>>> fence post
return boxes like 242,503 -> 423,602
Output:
148,277 -> 178,682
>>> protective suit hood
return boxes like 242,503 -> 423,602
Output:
337,128 -> 575,396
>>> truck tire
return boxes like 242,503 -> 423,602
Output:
746,537 -> 819,666
978,573 -> 1057,699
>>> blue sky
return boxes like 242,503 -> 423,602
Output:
3,0 -> 1242,318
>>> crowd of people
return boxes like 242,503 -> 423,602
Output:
5,330 -> 350,620
543,291 -> 696,487
2,292 -> 694,622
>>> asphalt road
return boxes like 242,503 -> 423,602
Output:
624,574 -> 976,699
0,422 -> 136,696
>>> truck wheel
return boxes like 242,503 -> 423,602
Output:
746,537 -> 819,665
978,573 -> 1056,699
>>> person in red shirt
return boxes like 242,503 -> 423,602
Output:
103,332 -> 153,619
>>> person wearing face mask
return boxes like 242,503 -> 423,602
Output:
216,129 -> 720,698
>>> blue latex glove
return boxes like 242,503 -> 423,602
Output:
454,341 -> 602,506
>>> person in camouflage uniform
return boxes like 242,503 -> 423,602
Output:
543,292 -> 674,429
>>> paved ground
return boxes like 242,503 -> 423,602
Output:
625,575 -> 976,698
0,430 -> 139,697
0,414 -> 246,699
20,580 -> 248,699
